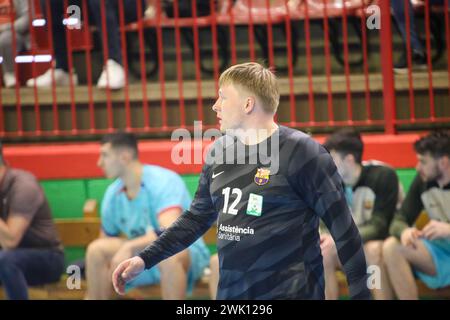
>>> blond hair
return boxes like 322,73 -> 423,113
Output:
219,62 -> 280,114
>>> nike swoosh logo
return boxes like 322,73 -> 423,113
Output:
212,171 -> 225,179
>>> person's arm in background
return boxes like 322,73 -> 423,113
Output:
358,167 -> 399,242
389,174 -> 424,240
0,174 -> 41,249
0,214 -> 31,249
290,137 -> 371,299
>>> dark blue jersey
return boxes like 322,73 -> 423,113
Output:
139,126 -> 370,299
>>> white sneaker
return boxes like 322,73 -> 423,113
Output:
3,72 -> 16,88
26,68 -> 78,88
97,59 -> 125,90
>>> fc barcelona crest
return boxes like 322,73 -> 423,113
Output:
254,168 -> 270,186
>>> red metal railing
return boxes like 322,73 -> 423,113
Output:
0,0 -> 448,139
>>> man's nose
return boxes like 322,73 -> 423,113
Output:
212,99 -> 220,112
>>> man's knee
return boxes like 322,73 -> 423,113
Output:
364,241 -> 383,266
159,251 -> 190,274
0,31 -> 12,46
209,254 -> 219,273
322,249 -> 338,271
382,236 -> 401,260
86,238 -> 114,264
0,252 -> 18,276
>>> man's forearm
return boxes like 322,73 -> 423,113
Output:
0,219 -> 14,248
125,231 -> 158,254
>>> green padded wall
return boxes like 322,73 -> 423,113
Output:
396,169 -> 417,193
181,174 -> 201,198
86,179 -> 113,212
40,180 -> 87,219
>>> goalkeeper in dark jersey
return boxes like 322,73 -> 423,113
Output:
112,62 -> 371,299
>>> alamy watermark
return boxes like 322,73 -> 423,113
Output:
170,121 -> 280,174
66,265 -> 81,290
366,5 -> 381,30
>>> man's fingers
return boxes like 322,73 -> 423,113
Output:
112,261 -> 128,295
121,261 -> 139,282
422,226 -> 435,239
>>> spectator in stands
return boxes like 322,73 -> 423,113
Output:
0,140 -> 64,300
321,129 -> 399,300
26,0 -> 145,90
0,0 -> 30,87
392,0 -> 449,74
85,132 -> 209,299
382,131 -> 450,299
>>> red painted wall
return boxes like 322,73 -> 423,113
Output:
3,134 -> 422,179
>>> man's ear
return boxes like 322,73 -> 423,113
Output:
244,96 -> 255,114
343,153 -> 355,166
438,155 -> 450,171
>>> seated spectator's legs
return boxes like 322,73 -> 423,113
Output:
87,0 -> 145,89
209,253 -> 219,300
85,237 -> 126,300
364,241 -> 394,300
391,0 -> 424,54
0,29 -> 27,87
87,0 -> 122,66
321,234 -> 340,300
121,246 -> 204,300
0,248 -> 64,300
383,236 -> 436,300
88,0 -> 144,64
158,250 -> 190,299
323,235 -> 393,300
41,0 -> 83,72
28,0 -> 81,87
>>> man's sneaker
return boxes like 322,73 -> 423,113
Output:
97,59 -> 125,90
26,68 -> 78,87
3,72 -> 16,88
393,51 -> 427,74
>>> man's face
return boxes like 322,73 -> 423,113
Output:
416,153 -> 441,182
330,150 -> 351,184
212,83 -> 247,132
97,143 -> 123,179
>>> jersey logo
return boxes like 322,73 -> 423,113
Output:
212,171 -> 225,179
254,168 -> 270,186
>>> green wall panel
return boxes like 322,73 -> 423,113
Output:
181,174 -> 201,198
40,180 -> 87,219
86,179 -> 113,212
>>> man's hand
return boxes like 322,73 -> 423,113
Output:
112,256 -> 145,295
320,234 -> 335,253
421,220 -> 450,240
400,227 -> 421,248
